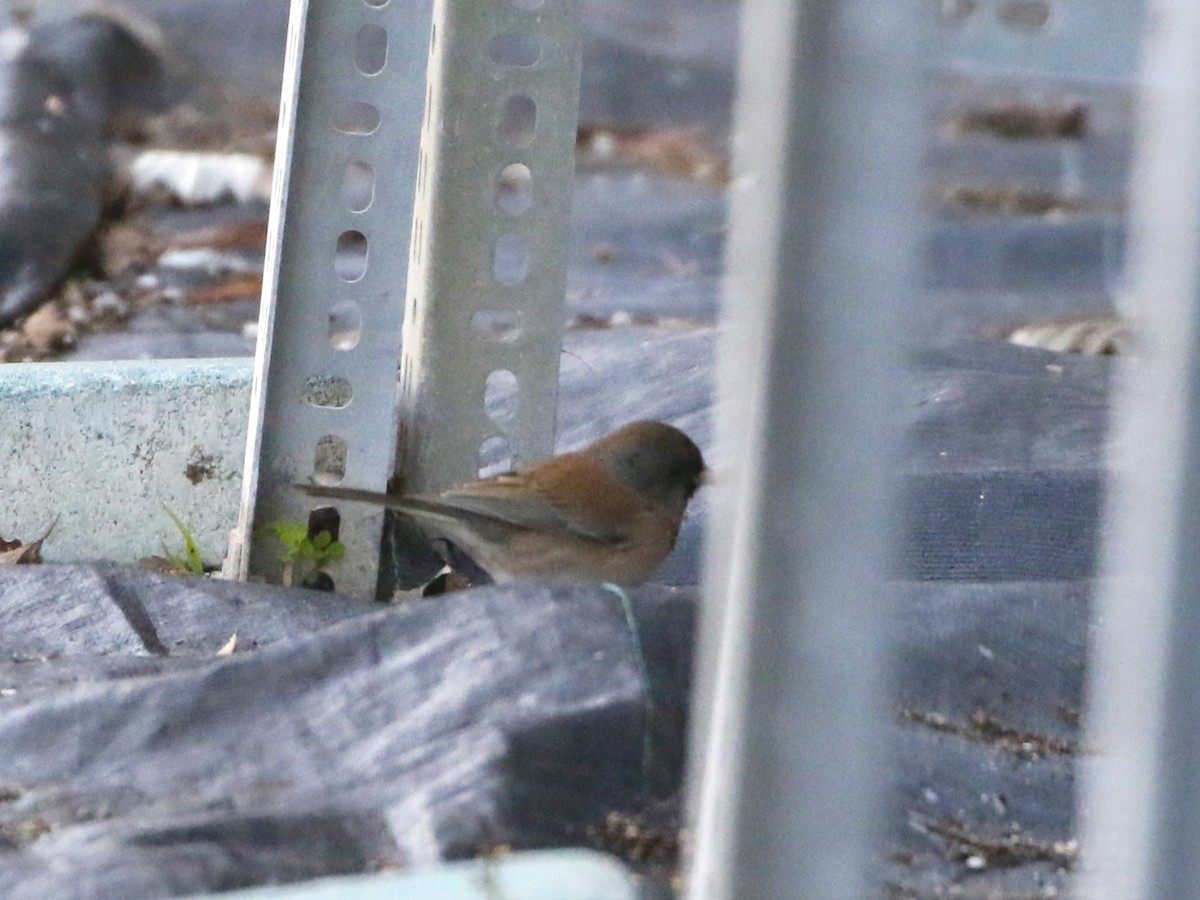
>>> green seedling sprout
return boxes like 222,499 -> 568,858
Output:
162,505 -> 205,576
267,520 -> 345,588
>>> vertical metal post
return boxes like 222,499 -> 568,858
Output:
929,0 -> 1143,84
228,0 -> 433,594
685,0 -> 922,897
1079,2 -> 1200,897
396,0 -> 582,494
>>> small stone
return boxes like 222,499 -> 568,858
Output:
22,304 -> 76,352
91,291 -> 128,316
609,310 -> 633,327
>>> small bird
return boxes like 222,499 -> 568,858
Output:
297,420 -> 707,586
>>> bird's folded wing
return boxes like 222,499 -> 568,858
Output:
296,478 -> 627,543
429,477 -> 627,543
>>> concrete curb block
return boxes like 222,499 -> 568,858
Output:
0,359 -> 250,566
209,850 -> 639,900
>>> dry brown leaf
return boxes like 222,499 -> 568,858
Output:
946,103 -> 1088,141
99,222 -> 165,278
137,555 -> 191,575
169,219 -> 268,253
577,126 -> 730,187
420,566 -> 472,598
931,183 -> 1093,217
1,278 -> 149,364
21,304 -> 76,353
619,128 -> 730,185
1006,314 -> 1129,355
0,517 -> 58,565
185,274 -> 263,305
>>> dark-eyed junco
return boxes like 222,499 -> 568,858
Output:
297,420 -> 707,586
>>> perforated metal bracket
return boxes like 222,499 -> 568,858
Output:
230,0 -> 582,598
227,0 -> 433,595
395,0 -> 583,494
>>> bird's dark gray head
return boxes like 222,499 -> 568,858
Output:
585,421 -> 707,519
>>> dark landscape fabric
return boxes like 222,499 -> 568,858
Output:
0,2 -> 1126,895
0,336 -> 1104,897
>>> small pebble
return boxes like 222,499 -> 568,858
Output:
91,291 -> 128,316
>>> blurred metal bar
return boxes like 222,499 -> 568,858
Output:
684,0 -> 922,897
1078,1 -> 1200,897
228,0 -> 433,594
928,0 -> 1143,84
395,0 -> 582,494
